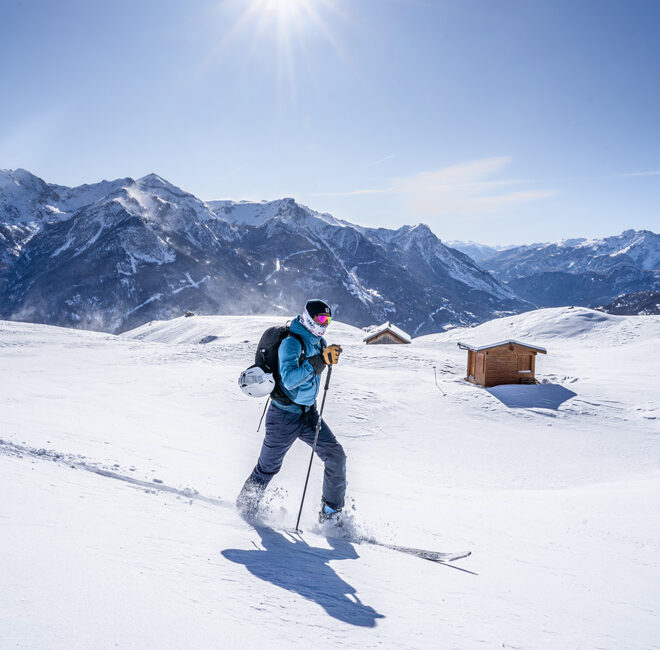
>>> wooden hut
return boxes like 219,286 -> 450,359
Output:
457,339 -> 547,387
363,322 -> 412,345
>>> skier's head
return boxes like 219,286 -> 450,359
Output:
301,299 -> 332,337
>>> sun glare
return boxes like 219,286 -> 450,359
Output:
259,0 -> 320,34
264,0 -> 306,16
202,0 -> 349,103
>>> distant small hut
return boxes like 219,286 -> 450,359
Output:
363,322 -> 412,345
457,340 -> 547,387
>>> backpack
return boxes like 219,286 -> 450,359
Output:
238,323 -> 306,404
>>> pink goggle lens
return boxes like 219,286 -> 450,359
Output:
314,314 -> 332,326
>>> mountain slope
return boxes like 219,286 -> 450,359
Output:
444,240 -> 512,263
0,169 -> 528,334
218,202 -> 527,334
2,309 -> 659,648
0,168 -> 68,276
597,290 -> 660,315
479,230 -> 660,307
1,174 -> 259,332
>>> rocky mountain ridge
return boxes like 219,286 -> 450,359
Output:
597,290 -> 660,316
453,230 -> 660,308
0,169 -> 528,334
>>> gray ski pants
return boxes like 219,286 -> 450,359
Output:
245,402 -> 346,510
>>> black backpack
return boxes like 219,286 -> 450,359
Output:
254,323 -> 306,405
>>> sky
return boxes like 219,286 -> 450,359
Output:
1,0 -> 659,245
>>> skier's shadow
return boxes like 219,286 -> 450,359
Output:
221,526 -> 385,627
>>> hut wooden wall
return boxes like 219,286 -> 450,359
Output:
483,343 -> 539,387
465,342 -> 541,387
467,350 -> 476,382
365,332 -> 408,345
484,350 -> 519,386
475,351 -> 486,386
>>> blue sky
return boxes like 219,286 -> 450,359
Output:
1,0 -> 658,244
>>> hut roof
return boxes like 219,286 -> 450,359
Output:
363,321 -> 412,343
457,339 -> 547,354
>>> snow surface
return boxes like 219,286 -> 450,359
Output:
2,308 -> 659,649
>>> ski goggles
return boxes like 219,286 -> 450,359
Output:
314,313 -> 332,326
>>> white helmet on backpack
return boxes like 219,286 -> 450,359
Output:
238,365 -> 275,398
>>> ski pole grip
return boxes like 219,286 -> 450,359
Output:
324,365 -> 333,390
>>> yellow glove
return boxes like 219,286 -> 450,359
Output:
322,344 -> 342,365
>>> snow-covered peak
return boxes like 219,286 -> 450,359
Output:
521,230 -> 660,267
50,177 -> 135,214
112,179 -> 218,229
136,173 -> 186,195
0,168 -> 47,193
207,196 -> 343,230
395,223 -> 435,242
357,223 -> 434,248
483,229 -> 660,286
557,237 -> 587,248
385,224 -> 443,260
584,229 -> 660,270
445,240 -> 513,263
208,198 -> 294,227
0,168 -> 61,226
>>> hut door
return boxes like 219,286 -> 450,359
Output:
518,355 -> 533,382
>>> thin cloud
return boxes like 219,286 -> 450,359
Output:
390,157 -> 512,192
407,189 -> 557,216
305,157 -> 556,215
308,188 -> 389,197
364,154 -> 395,168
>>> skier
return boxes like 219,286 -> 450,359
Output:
237,299 -> 345,524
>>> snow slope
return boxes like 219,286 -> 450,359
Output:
1,308 -> 659,649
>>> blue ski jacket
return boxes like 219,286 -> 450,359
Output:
276,316 -> 326,412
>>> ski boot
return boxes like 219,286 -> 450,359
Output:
236,479 -> 266,521
318,502 -> 343,526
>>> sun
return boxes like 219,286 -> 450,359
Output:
258,0 -> 319,33
263,0 -> 307,17
201,0 -> 348,102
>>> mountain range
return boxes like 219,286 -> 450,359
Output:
0,169 -> 526,335
450,231 -> 660,308
2,168 -> 658,334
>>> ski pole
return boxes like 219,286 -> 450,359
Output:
433,365 -> 446,396
256,396 -> 270,433
295,366 -> 333,532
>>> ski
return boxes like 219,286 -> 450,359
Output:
240,511 -> 472,565
366,541 -> 471,563
316,530 -> 471,564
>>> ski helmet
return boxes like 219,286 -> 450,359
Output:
238,366 -> 275,398
301,299 -> 332,337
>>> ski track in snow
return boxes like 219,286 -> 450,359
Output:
1,308 -> 660,649
0,438 -> 225,508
